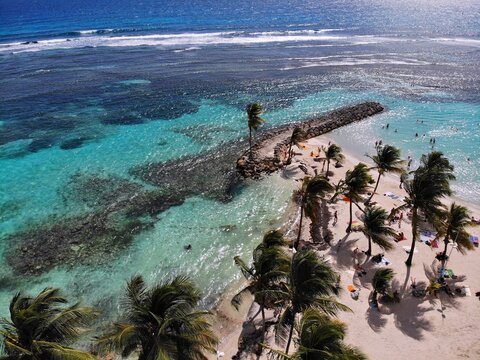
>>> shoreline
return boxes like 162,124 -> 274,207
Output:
212,122 -> 480,359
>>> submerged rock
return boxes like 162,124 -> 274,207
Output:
7,172 -> 191,276
60,137 -> 88,150
7,212 -> 153,276
27,138 -> 55,152
130,140 -> 246,202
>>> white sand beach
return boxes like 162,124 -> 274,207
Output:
210,133 -> 480,360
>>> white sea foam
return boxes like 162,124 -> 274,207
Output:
430,37 -> 480,48
1,29 -> 479,54
280,55 -> 433,70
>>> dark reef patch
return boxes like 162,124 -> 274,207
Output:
6,212 -> 154,276
171,124 -> 238,144
7,173 -> 190,276
140,100 -> 199,120
60,137 -> 88,150
100,111 -> 145,125
27,138 -> 55,152
0,200 -> 24,222
130,140 -> 246,202
61,173 -> 145,209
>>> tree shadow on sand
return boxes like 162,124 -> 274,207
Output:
365,306 -> 388,332
393,296 -> 434,339
327,234 -> 361,270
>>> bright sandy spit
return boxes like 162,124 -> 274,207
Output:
209,134 -> 480,360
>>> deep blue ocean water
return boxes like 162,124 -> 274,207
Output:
1,0 -> 479,321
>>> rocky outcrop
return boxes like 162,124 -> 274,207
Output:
237,102 -> 384,178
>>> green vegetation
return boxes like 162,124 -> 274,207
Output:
294,176 -> 334,249
0,288 -> 98,360
341,163 -> 373,233
360,206 -> 396,256
96,275 -> 217,360
232,230 -> 290,335
321,144 -> 345,180
366,145 -> 404,204
287,127 -> 307,164
246,103 -> 266,159
404,152 -> 454,266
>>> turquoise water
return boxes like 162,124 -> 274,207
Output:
1,89 -> 480,319
1,0 -> 479,323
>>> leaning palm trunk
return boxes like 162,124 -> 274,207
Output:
295,203 -> 305,249
285,315 -> 296,354
405,207 -> 418,266
347,200 -> 353,232
440,233 -> 450,269
366,235 -> 373,256
367,172 -> 382,204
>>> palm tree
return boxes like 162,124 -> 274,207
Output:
343,163 -> 373,233
321,144 -> 345,179
0,288 -> 98,360
294,176 -> 334,249
96,276 -> 217,360
436,203 -> 475,268
232,230 -> 290,335
404,152 -> 455,266
286,127 -> 307,164
246,103 -> 266,159
371,268 -> 395,308
366,145 -> 405,204
360,206 -> 396,256
268,308 -> 366,360
276,250 -> 350,354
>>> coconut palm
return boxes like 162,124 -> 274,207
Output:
268,308 -> 366,360
436,203 -> 475,268
371,268 -> 395,308
232,230 -> 290,334
0,288 -> 98,360
321,144 -> 345,179
343,163 -> 373,233
404,152 -> 454,266
360,206 -> 396,256
419,151 -> 455,181
294,176 -> 334,249
286,127 -> 307,164
96,275 -> 217,360
276,250 -> 350,354
366,145 -> 405,204
246,103 -> 266,159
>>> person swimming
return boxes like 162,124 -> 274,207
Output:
184,244 -> 192,250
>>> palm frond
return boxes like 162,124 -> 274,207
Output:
42,303 -> 99,344
233,256 -> 254,279
231,286 -> 253,310
37,341 -> 97,360
275,306 -> 295,346
95,323 -> 139,355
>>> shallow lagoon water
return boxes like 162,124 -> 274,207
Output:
1,0 -> 479,322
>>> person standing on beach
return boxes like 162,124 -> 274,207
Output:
333,210 -> 338,226
398,212 -> 403,229
399,172 -> 406,189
